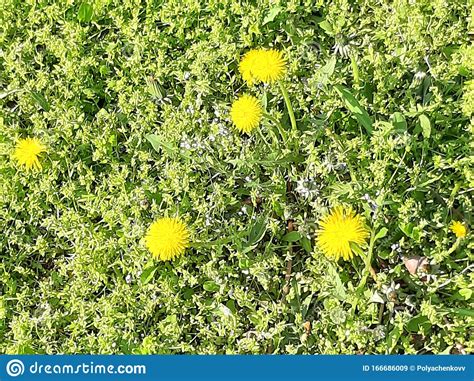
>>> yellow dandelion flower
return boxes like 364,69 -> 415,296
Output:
316,206 -> 369,261
239,48 -> 286,84
450,221 -> 467,238
230,94 -> 263,134
13,137 -> 46,171
239,49 -> 262,85
145,217 -> 190,261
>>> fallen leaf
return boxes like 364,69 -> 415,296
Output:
402,256 -> 429,275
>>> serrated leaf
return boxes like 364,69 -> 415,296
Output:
419,114 -> 431,139
335,85 -> 373,134
282,231 -> 301,242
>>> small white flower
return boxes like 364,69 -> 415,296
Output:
391,243 -> 402,253
414,71 -> 426,82
373,325 -> 386,341
218,124 -> 229,136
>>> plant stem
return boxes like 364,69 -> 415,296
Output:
264,113 -> 287,145
256,125 -> 272,148
278,81 -> 297,132
350,54 -> 360,87
357,228 -> 377,294
281,219 -> 294,304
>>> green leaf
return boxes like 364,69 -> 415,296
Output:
146,134 -> 172,154
282,231 -> 301,242
349,241 -> 365,257
314,56 -> 337,86
272,200 -> 284,218
203,281 -> 219,292
145,134 -> 191,159
406,315 -> 431,334
241,244 -> 257,254
140,266 -> 157,285
262,6 -> 281,25
390,112 -> 407,132
400,222 -> 414,237
322,56 -> 336,77
459,288 -> 473,300
386,326 -> 401,353
78,2 -> 93,22
30,91 -> 50,111
246,216 -> 267,246
261,91 -> 268,110
300,236 -> 312,253
438,308 -> 474,317
146,77 -> 165,99
319,20 -> 334,35
419,114 -> 431,139
327,263 -> 347,300
335,85 -> 373,134
374,227 -> 388,242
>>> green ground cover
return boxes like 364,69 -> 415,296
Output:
0,0 -> 472,354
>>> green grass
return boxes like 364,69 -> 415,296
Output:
0,0 -> 472,354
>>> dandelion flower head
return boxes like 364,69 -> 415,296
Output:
317,205 -> 369,261
239,48 -> 286,85
230,94 -> 263,134
145,217 -> 190,261
450,221 -> 467,239
13,137 -> 46,171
